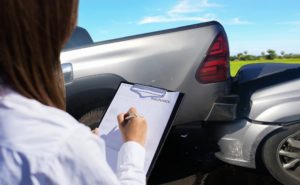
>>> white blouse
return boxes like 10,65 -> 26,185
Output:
0,87 -> 146,185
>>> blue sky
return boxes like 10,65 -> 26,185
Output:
78,0 -> 300,55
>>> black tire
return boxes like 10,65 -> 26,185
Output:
66,91 -> 112,129
78,106 -> 108,129
262,124 -> 300,185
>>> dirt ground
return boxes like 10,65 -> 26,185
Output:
163,165 -> 282,185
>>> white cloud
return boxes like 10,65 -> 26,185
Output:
168,0 -> 219,15
278,21 -> 300,25
138,1 -> 252,26
226,17 -> 253,25
138,0 -> 219,24
139,14 -> 216,24
168,0 -> 199,14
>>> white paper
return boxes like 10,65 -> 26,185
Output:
98,83 -> 180,173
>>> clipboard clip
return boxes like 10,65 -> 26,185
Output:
130,84 -> 167,99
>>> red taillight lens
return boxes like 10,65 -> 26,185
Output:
196,33 -> 229,83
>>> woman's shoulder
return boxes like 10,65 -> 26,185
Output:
0,87 -> 94,155
1,87 -> 77,125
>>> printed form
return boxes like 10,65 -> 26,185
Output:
98,83 -> 180,173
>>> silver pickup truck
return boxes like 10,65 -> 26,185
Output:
61,21 -> 235,128
61,22 -> 300,185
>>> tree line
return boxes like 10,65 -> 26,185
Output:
230,50 -> 300,61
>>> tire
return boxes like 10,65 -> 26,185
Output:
66,91 -> 112,129
78,106 -> 107,129
262,124 -> 300,185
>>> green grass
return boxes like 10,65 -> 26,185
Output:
230,58 -> 300,77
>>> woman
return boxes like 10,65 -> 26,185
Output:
0,1 -> 147,185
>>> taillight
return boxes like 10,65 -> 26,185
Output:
196,33 -> 229,83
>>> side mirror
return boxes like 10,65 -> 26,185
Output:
63,26 -> 93,50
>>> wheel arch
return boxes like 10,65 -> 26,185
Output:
254,126 -> 285,170
254,121 -> 300,169
65,74 -> 126,120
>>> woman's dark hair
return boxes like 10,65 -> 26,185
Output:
0,0 -> 78,110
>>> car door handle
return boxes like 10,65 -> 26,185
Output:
61,63 -> 73,84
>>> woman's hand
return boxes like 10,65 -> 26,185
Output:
117,107 -> 147,146
91,128 -> 99,135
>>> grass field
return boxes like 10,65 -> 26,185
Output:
230,58 -> 300,77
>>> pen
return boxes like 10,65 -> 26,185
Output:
125,115 -> 135,120
124,112 -> 142,121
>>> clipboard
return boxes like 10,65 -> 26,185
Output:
98,82 -> 184,179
